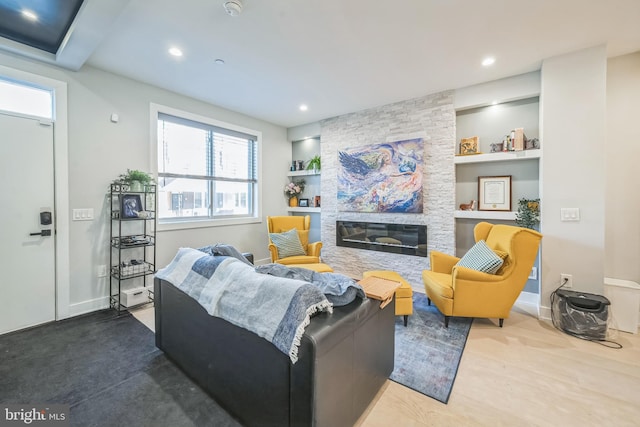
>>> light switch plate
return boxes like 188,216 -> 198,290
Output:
560,208 -> 580,222
72,208 -> 94,221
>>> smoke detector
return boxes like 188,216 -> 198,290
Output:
223,0 -> 243,16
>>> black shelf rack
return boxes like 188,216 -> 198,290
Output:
109,183 -> 157,312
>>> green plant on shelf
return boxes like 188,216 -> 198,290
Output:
515,198 -> 540,230
114,169 -> 154,185
306,155 -> 321,172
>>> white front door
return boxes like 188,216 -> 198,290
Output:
0,112 -> 56,334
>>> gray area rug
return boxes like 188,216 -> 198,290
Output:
390,292 -> 472,403
0,310 -> 240,427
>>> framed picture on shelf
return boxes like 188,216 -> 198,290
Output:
459,136 -> 479,155
298,198 -> 309,207
478,176 -> 512,211
121,194 -> 143,218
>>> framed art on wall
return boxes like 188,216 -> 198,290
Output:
478,176 -> 512,211
337,138 -> 424,213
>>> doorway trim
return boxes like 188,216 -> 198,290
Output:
0,64 -> 70,320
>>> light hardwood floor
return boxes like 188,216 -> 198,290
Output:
132,301 -> 640,427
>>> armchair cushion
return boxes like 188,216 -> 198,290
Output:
456,240 -> 504,274
277,228 -> 309,252
269,228 -> 306,258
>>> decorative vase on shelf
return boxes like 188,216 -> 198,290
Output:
129,180 -> 143,192
289,197 -> 298,207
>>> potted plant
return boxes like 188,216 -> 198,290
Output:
306,155 -> 321,173
115,169 -> 154,192
515,198 -> 540,230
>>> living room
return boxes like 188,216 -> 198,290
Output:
1,1 -> 640,426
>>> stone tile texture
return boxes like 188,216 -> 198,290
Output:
320,91 -> 456,289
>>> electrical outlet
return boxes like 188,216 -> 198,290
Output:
560,273 -> 573,288
528,267 -> 537,280
97,265 -> 107,277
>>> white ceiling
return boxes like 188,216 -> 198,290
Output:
4,0 -> 640,128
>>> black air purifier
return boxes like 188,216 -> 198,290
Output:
551,289 -> 610,340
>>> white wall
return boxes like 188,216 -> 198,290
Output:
287,122 -> 321,142
0,51 -> 290,316
606,51 -> 640,283
540,46 -> 607,313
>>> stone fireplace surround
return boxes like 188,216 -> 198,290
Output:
319,90 -> 456,289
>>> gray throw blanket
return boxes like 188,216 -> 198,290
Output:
198,243 -> 253,266
155,248 -> 333,363
255,263 -> 366,307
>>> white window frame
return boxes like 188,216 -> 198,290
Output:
150,103 -> 262,231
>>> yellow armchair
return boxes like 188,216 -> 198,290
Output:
422,222 -> 542,327
266,215 -> 322,265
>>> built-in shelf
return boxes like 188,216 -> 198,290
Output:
454,149 -> 541,165
287,170 -> 321,177
287,207 -> 321,213
454,210 -> 517,221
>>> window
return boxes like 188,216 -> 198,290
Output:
0,77 -> 53,119
156,110 -> 259,223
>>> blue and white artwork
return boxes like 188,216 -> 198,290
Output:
337,138 -> 423,213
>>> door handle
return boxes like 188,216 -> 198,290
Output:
30,230 -> 52,237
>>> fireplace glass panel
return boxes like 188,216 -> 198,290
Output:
336,221 -> 427,257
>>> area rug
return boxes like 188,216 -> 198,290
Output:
390,292 -> 473,404
0,310 -> 240,427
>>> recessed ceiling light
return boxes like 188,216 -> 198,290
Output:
21,9 -> 38,21
168,47 -> 183,57
214,58 -> 225,65
299,104 -> 308,112
482,57 -> 495,67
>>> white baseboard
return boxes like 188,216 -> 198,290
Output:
254,257 -> 272,265
68,296 -> 110,317
539,305 -> 552,321
515,291 -> 542,318
516,291 -> 539,307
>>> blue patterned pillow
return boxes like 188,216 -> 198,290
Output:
456,240 -> 504,274
269,228 -> 306,258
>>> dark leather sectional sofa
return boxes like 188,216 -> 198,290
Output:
154,277 -> 395,427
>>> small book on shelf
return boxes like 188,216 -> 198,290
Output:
513,128 -> 525,151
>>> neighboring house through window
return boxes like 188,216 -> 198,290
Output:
154,105 -> 260,226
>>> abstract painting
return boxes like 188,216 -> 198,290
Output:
337,138 -> 423,212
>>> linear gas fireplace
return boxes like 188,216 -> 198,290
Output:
336,221 -> 427,257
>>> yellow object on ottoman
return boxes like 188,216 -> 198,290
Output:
363,270 -> 413,326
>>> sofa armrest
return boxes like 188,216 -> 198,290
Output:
430,251 -> 460,273
307,241 -> 323,257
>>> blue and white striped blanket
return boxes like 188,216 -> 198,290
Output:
155,248 -> 333,363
